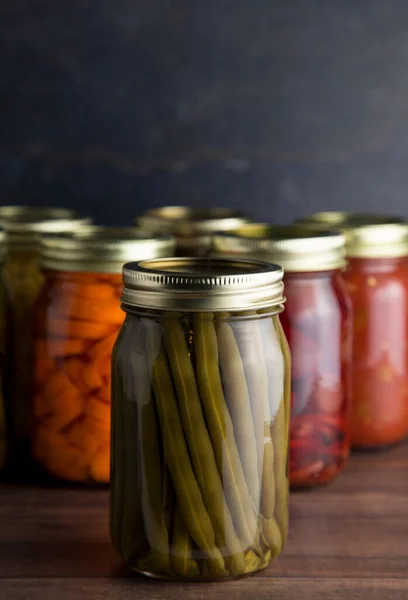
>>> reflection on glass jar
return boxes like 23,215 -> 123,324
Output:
110,257 -> 290,580
137,206 -> 250,256
296,212 -> 408,451
213,224 -> 351,489
0,207 -> 91,468
0,230 -> 9,473
32,227 -> 174,484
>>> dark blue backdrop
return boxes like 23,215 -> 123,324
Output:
1,1 -> 408,225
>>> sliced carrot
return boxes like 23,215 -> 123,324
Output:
97,383 -> 110,404
72,282 -> 114,301
95,355 -> 112,378
46,316 -> 115,341
38,338 -> 87,358
82,414 -> 110,444
42,371 -> 83,429
82,361 -> 104,391
33,394 -> 52,420
63,358 -> 89,394
52,297 -> 124,326
89,444 -> 110,483
65,417 -> 100,457
85,396 -> 110,429
35,357 -> 57,387
32,425 -> 66,463
42,370 -> 74,399
87,332 -> 119,360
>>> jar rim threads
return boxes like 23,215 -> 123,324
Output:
122,256 -> 285,312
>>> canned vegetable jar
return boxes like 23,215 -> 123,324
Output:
0,206 -> 91,467
0,229 -> 9,473
296,212 -> 408,450
137,206 -> 249,256
213,224 -> 351,488
110,256 -> 290,580
32,227 -> 175,483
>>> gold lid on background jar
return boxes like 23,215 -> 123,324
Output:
137,206 -> 249,253
213,224 -> 346,272
39,226 -> 176,273
295,211 -> 408,258
122,256 -> 284,312
0,206 -> 91,249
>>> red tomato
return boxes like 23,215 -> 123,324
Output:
350,356 -> 408,448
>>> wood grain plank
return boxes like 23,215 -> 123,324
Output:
2,578 -> 408,600
0,443 -> 407,595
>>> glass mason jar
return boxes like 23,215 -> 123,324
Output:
32,227 -> 175,484
0,230 -> 9,473
137,206 -> 249,256
0,206 -> 91,468
110,257 -> 290,580
296,212 -> 408,450
213,225 -> 351,488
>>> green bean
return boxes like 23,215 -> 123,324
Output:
163,318 -> 246,574
260,516 -> 283,560
215,320 -> 260,508
171,504 -> 200,577
272,316 -> 290,542
193,313 -> 258,548
233,315 -> 274,516
129,319 -> 171,574
244,549 -> 264,574
144,319 -> 227,574
161,463 -> 175,534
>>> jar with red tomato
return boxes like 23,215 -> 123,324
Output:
213,225 -> 351,488
296,212 -> 408,450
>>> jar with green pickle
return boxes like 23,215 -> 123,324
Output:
0,206 -> 91,468
110,256 -> 290,580
137,206 -> 250,256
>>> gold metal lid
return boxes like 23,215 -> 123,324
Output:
295,212 -> 408,258
0,206 -> 91,247
137,206 -> 249,250
39,226 -> 176,273
122,256 -> 285,312
213,224 -> 346,272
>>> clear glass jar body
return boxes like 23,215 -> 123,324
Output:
279,270 -> 351,488
344,257 -> 408,449
32,270 -> 124,483
110,309 -> 290,580
2,247 -> 45,464
0,272 -> 9,472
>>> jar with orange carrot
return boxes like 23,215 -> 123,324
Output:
32,227 -> 175,483
0,206 -> 91,469
296,212 -> 408,450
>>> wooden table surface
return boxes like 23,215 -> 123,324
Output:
1,443 -> 407,600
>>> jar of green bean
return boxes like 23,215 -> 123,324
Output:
110,256 -> 290,580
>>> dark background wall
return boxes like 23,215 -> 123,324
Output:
1,1 -> 408,225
